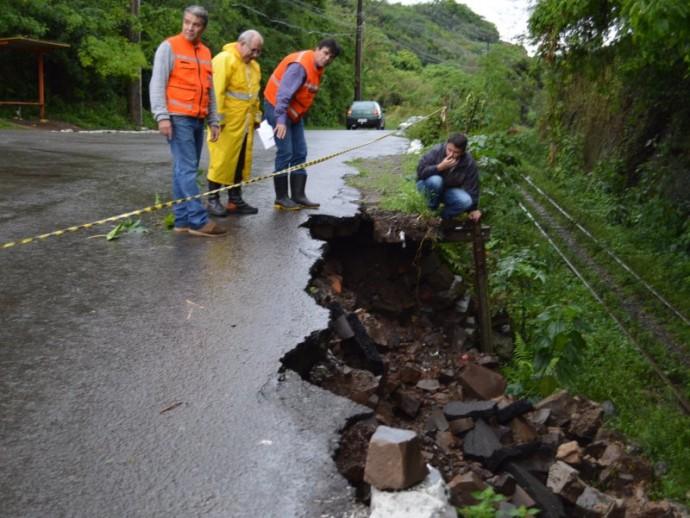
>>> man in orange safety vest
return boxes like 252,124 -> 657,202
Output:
263,39 -> 341,210
149,5 -> 225,237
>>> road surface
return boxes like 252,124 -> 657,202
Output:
0,128 -> 409,517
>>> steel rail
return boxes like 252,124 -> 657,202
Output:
521,174 -> 689,327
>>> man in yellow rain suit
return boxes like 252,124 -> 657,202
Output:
206,30 -> 263,216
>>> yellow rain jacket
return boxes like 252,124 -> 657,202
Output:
207,42 -> 261,185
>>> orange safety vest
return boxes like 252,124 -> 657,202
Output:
166,34 -> 213,119
264,50 -> 324,122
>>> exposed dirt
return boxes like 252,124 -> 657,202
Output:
276,153 -> 688,515
282,211 -> 687,516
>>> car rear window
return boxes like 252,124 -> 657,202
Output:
352,101 -> 377,110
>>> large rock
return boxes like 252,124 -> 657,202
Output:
546,461 -> 585,504
556,441 -> 583,466
458,362 -> 507,400
370,466 -> 456,518
463,419 -> 502,461
575,485 -> 624,516
447,471 -> 487,507
510,416 -> 538,444
449,417 -> 474,436
344,369 -> 380,406
534,390 -> 576,427
364,426 -> 429,490
395,390 -> 422,419
568,397 -> 604,440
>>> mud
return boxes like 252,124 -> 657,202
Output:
280,210 -> 688,517
282,211 -> 494,491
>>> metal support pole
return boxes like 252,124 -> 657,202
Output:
37,51 -> 45,121
472,221 -> 493,353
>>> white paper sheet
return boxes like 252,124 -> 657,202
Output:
256,119 -> 275,150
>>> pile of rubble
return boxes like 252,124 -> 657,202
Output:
285,214 -> 686,517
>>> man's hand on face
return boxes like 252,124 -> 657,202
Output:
158,120 -> 173,139
437,155 -> 459,172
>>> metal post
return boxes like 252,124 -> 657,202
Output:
37,51 -> 45,121
472,221 -> 493,353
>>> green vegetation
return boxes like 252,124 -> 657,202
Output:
348,127 -> 690,502
3,0 -> 689,505
106,218 -> 146,240
0,0 -> 507,128
459,487 -> 538,517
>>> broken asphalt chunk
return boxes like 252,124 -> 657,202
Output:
463,418 -> 502,461
444,399 -> 497,421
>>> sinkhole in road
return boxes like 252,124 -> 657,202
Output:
279,212 -> 490,500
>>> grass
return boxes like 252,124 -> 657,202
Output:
523,164 -> 690,328
346,154 -> 433,215
346,132 -> 690,505
0,118 -> 22,129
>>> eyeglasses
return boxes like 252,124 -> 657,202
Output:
243,43 -> 261,56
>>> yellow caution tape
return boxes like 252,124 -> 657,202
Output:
1,108 -> 441,250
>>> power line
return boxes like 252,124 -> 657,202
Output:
522,174 -> 690,327
232,4 -> 354,39
289,0 -> 355,30
516,197 -> 690,415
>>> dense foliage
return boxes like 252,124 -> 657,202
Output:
0,0 -> 521,129
528,0 -> 690,249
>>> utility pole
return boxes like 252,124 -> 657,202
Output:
354,0 -> 363,101
128,0 -> 143,127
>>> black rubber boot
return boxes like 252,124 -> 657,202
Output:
226,186 -> 258,215
206,181 -> 228,217
290,174 -> 320,209
273,174 -> 300,210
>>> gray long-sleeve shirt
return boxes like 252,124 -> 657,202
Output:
273,63 -> 307,125
149,39 -> 220,126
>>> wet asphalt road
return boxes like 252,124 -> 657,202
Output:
0,128 -> 408,517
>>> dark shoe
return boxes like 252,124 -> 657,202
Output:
188,221 -> 227,237
206,197 -> 228,217
290,174 -> 320,209
274,197 -> 301,210
274,174 -> 301,210
226,199 -> 258,215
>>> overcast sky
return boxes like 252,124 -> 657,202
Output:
394,0 -> 534,45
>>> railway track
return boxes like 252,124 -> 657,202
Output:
514,175 -> 690,414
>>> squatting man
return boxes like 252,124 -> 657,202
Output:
416,133 -> 482,225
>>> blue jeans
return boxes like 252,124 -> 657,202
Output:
168,115 -> 208,229
417,175 -> 473,219
263,101 -> 308,177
